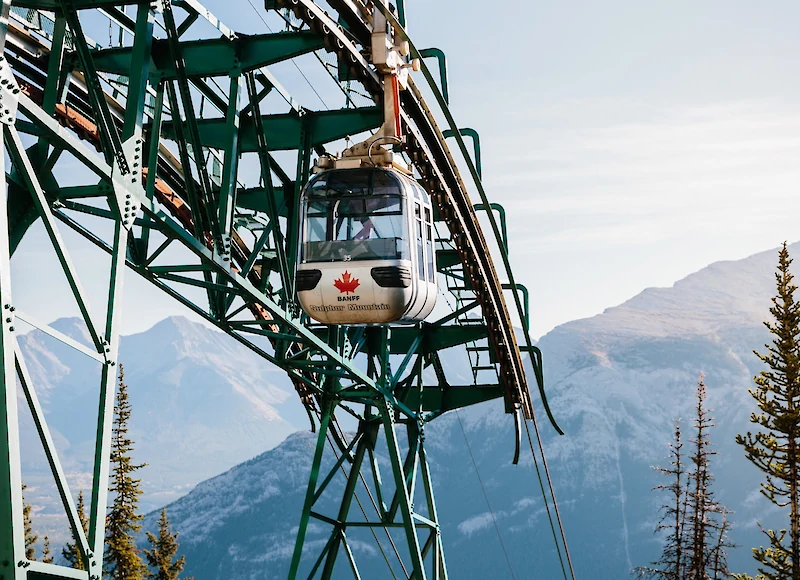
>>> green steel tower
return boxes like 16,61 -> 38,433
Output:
0,0 -> 562,578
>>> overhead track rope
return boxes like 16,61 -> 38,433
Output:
243,0 -> 330,108
523,416 -> 576,579
324,430 -> 402,579
455,409 -> 517,580
328,414 -> 410,578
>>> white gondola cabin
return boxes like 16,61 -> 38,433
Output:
295,166 -> 437,325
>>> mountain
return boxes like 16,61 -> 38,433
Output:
142,243 -> 795,579
18,316 -> 309,546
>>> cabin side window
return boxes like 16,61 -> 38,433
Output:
415,203 -> 425,280
424,206 -> 434,282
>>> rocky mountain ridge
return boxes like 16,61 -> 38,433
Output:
140,243 -> 799,578
19,315 -> 306,545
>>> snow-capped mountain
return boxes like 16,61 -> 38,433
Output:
141,243 -> 795,579
19,316 -> 308,546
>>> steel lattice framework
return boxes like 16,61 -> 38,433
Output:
0,0 -> 561,578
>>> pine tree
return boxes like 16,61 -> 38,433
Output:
685,375 -> 732,579
736,242 -> 800,580
42,536 -> 53,564
144,508 -> 192,580
63,490 -> 90,569
709,513 -> 735,580
104,365 -> 148,579
22,483 -> 38,561
634,422 -> 688,579
635,376 -> 733,579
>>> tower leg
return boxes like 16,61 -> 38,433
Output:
289,398 -> 335,579
321,421 -> 371,578
419,442 -> 447,580
381,408 -> 426,579
87,221 -> 128,576
292,398 -> 450,579
0,119 -> 25,580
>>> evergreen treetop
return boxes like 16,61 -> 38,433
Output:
686,375 -> 732,580
144,508 -> 192,580
42,536 -> 53,564
104,364 -> 148,579
23,483 -> 37,561
635,375 -> 732,580
736,242 -> 800,580
634,421 -> 687,580
63,489 -> 90,570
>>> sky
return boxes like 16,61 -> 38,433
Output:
11,0 -> 800,340
406,0 -> 800,338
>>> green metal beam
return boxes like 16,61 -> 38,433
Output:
16,347 -> 92,570
502,283 -> 529,332
245,71 -> 292,300
435,248 -> 461,271
58,0 -> 128,172
443,127 -> 481,179
390,325 -> 488,354
311,323 -> 491,360
0,46 -> 27,575
162,0 -> 221,250
158,106 -> 383,151
14,0 -> 140,7
474,202 -> 507,251
89,30 -> 325,79
7,177 -> 38,255
404,384 -> 505,415
419,48 -> 448,105
289,398 -> 335,579
235,186 -> 287,215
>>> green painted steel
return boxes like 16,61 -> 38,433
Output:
419,48 -> 448,105
443,127 -> 481,178
158,106 -> 384,151
503,283 -> 529,332
386,3 -> 564,434
90,31 -> 326,79
474,202 -> 507,251
0,12 -> 27,570
0,0 -> 561,577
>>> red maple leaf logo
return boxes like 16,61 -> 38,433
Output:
334,271 -> 360,294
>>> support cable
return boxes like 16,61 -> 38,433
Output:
455,409 -> 516,580
333,415 -> 408,577
324,431 -> 401,580
522,417 -> 576,580
244,0 -> 329,108
331,417 -> 409,577
437,221 -> 570,577
272,9 -> 361,108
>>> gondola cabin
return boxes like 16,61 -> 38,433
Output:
296,166 -> 437,325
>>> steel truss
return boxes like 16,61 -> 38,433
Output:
0,0 -> 558,578
290,327 -> 448,580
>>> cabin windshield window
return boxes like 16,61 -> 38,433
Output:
301,169 -> 410,263
333,196 -> 404,241
305,199 -> 329,243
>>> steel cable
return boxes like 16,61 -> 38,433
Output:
455,409 -> 517,580
329,416 -> 409,577
244,0 -> 330,108
323,431 -> 399,579
522,416 -> 576,579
